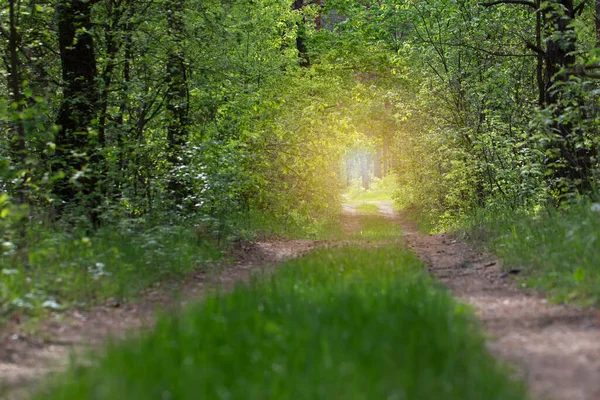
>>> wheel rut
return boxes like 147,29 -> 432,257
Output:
352,200 -> 600,400
0,240 -> 319,399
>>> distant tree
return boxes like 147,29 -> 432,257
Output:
53,0 -> 104,216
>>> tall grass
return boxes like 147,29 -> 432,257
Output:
0,207 -> 347,325
37,245 -> 526,400
354,203 -> 379,215
0,220 -> 222,324
348,215 -> 404,242
461,200 -> 600,306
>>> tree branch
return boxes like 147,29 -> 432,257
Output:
525,40 -> 546,55
574,1 -> 586,17
481,0 -> 537,8
568,65 -> 600,78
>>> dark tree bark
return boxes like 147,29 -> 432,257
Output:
483,0 -> 593,194
98,0 -> 125,147
596,0 -> 600,47
165,0 -> 190,197
315,0 -> 323,30
292,0 -> 310,67
535,0 -> 545,107
7,0 -> 27,184
541,0 -> 593,193
53,0 -> 103,214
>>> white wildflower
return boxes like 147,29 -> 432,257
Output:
42,299 -> 62,310
2,269 -> 18,275
11,298 -> 33,309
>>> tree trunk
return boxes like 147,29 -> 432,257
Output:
315,0 -> 323,31
374,148 -> 383,179
542,0 -> 593,194
292,0 -> 310,67
360,153 -> 370,190
383,137 -> 390,176
98,0 -> 124,147
536,0 -> 545,107
165,0 -> 190,198
346,156 -> 352,187
7,0 -> 27,199
53,0 -> 103,215
596,0 -> 600,47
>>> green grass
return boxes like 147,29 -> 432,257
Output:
0,208 -> 345,325
354,203 -> 379,215
226,209 -> 344,241
345,175 -> 397,202
348,215 -> 404,242
37,244 -> 526,400
0,221 -> 222,324
461,200 -> 600,306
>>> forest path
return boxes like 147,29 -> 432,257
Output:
0,240 -> 319,399
4,204 -> 600,400
350,200 -> 600,400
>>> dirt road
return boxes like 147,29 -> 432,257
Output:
0,240 -> 318,399
347,200 -> 600,400
3,203 -> 600,400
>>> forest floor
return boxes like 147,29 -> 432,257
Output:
2,202 -> 600,399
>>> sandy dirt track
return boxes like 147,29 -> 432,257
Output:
3,203 -> 600,400
348,200 -> 600,400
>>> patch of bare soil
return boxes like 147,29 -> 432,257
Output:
0,239 -> 319,399
385,202 -> 600,400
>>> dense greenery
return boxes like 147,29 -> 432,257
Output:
3,0 -> 600,315
0,0 -> 356,319
464,199 -> 600,306
36,223 -> 526,400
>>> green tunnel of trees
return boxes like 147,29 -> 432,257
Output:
3,0 -> 600,234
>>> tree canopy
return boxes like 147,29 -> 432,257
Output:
2,0 -> 600,233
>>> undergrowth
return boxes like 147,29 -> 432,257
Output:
0,209 -> 341,326
460,199 -> 600,306
226,209 -> 343,241
0,219 -> 223,324
344,175 -> 397,202
37,244 -> 526,400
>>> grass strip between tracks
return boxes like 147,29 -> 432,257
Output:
37,219 -> 526,400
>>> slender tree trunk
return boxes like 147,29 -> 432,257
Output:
98,0 -> 123,146
315,0 -> 323,30
53,0 -> 103,217
536,0 -> 545,107
383,137 -> 389,176
374,148 -> 383,179
360,153 -> 370,190
596,0 -> 600,47
346,156 -> 352,186
165,0 -> 189,198
7,0 -> 27,194
292,0 -> 310,67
